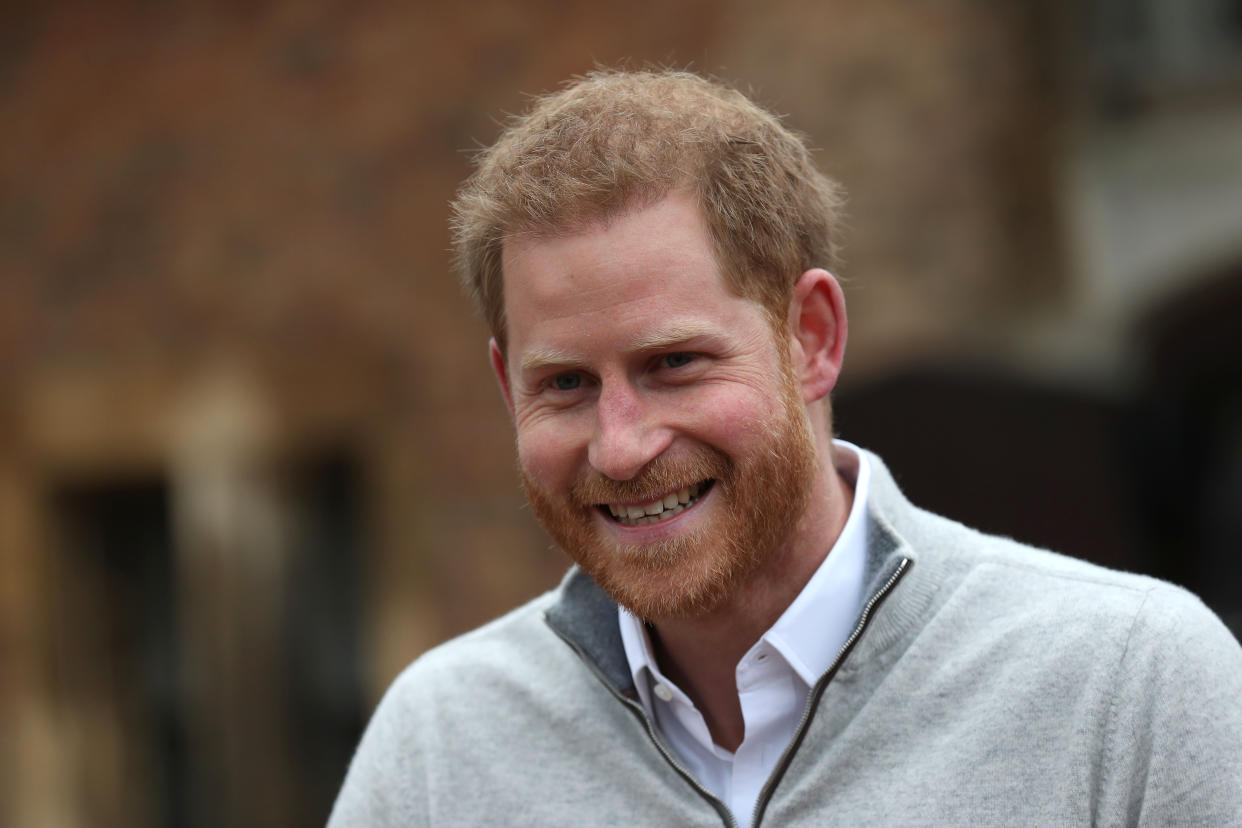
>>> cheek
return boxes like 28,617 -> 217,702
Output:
516,423 -> 580,487
684,387 -> 774,446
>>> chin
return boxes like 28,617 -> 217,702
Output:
577,530 -> 754,621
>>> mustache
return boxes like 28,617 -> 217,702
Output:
570,448 -> 732,505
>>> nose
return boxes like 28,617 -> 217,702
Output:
588,379 -> 672,481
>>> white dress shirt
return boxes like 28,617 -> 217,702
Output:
618,441 -> 871,828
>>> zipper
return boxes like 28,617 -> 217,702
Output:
750,556 -> 911,828
547,626 -> 740,828
548,554 -> 910,828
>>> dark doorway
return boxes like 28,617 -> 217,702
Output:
1129,266 -> 1242,639
835,367 -> 1137,573
46,448 -> 370,827
49,476 -> 187,828
282,449 -> 368,826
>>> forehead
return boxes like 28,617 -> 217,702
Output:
499,192 -> 751,357
503,192 -> 717,293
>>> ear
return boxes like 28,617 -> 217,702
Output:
489,338 -> 515,417
786,269 -> 847,404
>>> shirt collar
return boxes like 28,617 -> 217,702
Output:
618,440 -> 872,699
762,440 -> 869,685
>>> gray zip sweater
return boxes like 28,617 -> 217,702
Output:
330,452 -> 1242,827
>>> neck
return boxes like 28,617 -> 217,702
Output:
648,439 -> 854,750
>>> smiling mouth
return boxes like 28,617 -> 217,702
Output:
600,480 -> 714,526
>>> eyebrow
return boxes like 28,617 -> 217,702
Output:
630,321 -> 720,352
519,346 -> 580,377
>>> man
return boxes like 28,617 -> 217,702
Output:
331,70 -> 1242,827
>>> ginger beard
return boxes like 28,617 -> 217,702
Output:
521,349 -> 818,621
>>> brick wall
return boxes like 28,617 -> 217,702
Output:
0,2 -> 1067,824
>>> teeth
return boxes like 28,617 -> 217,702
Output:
606,482 -> 709,526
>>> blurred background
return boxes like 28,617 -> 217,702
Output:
2,0 -> 1240,825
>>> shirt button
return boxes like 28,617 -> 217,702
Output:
653,683 -> 673,702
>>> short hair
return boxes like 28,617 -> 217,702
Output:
450,69 -> 845,351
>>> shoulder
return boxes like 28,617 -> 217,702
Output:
377,587 -> 576,718
866,450 -> 1238,668
329,587 -> 591,826
355,575 -> 626,743
944,515 -> 1226,645
918,502 -> 1228,651
865,450 -> 1201,629
404,589 -> 560,677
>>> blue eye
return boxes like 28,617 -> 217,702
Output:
553,373 -> 581,391
664,353 -> 694,368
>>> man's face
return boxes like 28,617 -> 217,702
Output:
495,191 -> 817,620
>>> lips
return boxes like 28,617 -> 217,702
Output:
602,480 -> 712,526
